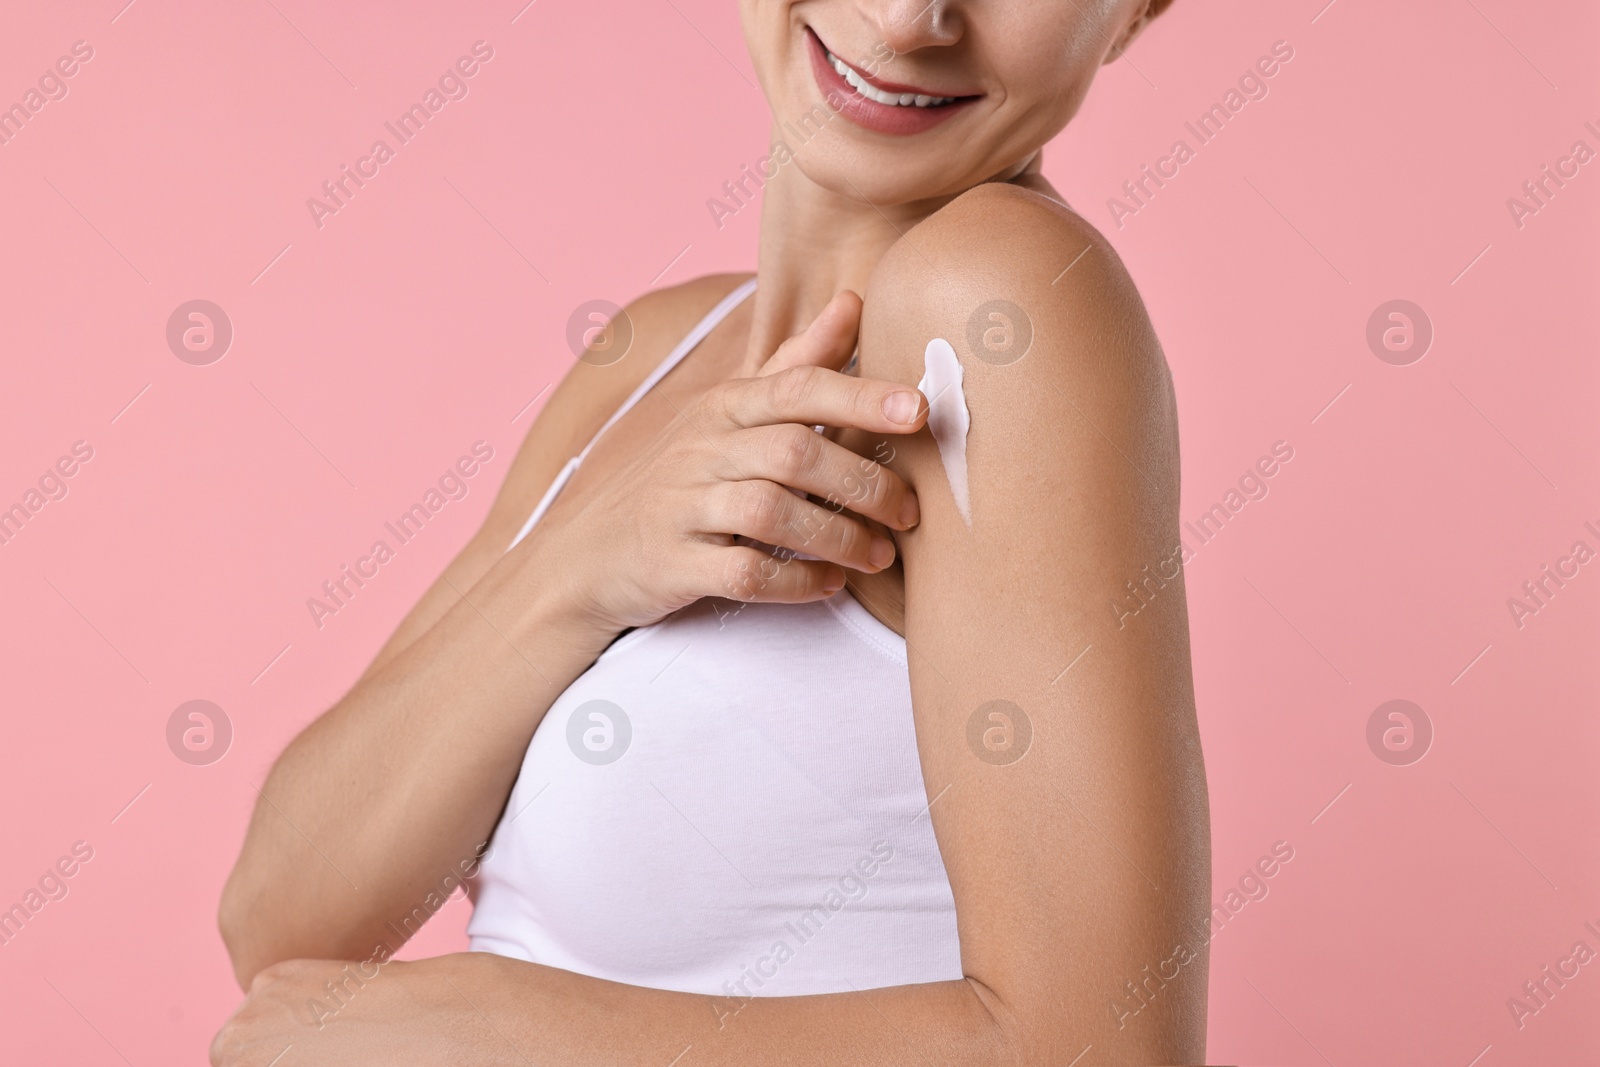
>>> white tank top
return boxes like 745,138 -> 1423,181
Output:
467,279 -> 963,996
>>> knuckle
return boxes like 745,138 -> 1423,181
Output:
854,457 -> 891,507
837,465 -> 869,505
737,483 -> 786,536
799,561 -> 831,599
770,335 -> 802,365
721,550 -> 762,601
248,964 -> 282,994
833,516 -> 869,563
827,464 -> 863,509
787,566 -> 812,599
250,958 -> 311,995
208,1023 -> 234,1065
706,381 -> 740,426
771,426 -> 821,480
772,366 -> 819,413
791,504 -> 831,551
851,382 -> 879,424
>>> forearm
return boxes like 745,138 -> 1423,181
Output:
395,953 -> 1010,1067
347,951 -> 1194,1066
219,541 -> 609,986
222,949 -> 1204,1066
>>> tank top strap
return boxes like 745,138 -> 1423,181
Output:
507,277 -> 758,551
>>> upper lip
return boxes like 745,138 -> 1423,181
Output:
807,27 -> 976,99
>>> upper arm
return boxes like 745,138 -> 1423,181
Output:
858,185 -> 1209,1061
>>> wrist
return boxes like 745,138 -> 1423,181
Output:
483,532 -> 618,663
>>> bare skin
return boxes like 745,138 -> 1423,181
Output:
215,1 -> 1209,1063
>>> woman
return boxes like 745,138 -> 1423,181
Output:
213,0 -> 1210,1063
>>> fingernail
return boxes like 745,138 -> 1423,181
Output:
883,390 -> 920,424
823,567 -> 846,593
898,494 -> 920,528
868,536 -> 896,569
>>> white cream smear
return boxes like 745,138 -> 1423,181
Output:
916,338 -> 972,526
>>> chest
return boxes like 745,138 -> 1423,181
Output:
466,596 -> 961,994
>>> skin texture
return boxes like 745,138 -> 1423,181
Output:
215,1 -> 1209,1063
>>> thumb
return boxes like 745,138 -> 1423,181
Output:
759,290 -> 863,376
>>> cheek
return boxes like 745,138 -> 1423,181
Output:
994,59 -> 1092,148
742,3 -> 800,97
1003,7 -> 1118,108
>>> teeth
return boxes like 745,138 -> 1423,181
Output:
826,49 -> 953,107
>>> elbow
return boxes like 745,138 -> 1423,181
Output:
217,873 -> 271,991
217,890 -> 253,991
971,974 -> 1207,1067
960,976 -> 1029,1066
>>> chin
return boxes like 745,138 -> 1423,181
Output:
754,15 -> 1082,209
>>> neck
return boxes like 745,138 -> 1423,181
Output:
739,132 -> 1045,375
741,162 -> 920,376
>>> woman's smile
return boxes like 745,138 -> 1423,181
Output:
803,26 -> 979,135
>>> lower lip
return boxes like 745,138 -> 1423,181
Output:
804,29 -> 974,137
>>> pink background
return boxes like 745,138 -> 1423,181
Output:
1,0 -> 1595,1063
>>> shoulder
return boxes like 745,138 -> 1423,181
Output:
863,182 -> 1160,387
561,270 -> 756,439
478,272 -> 753,547
619,272 -> 757,358
858,183 -> 1178,520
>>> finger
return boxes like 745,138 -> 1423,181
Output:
759,290 -> 862,376
720,363 -> 927,435
730,423 -> 919,531
710,480 -> 897,575
705,544 -> 848,605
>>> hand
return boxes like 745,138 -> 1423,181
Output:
525,289 -> 927,632
210,957 -> 445,1067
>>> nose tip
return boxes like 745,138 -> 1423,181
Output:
867,0 -> 962,54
